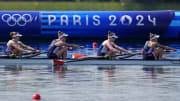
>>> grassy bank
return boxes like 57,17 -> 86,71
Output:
0,1 -> 179,11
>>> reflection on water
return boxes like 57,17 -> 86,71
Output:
0,64 -> 180,101
143,66 -> 165,79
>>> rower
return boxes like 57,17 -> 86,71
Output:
47,30 -> 84,59
5,32 -> 40,57
97,31 -> 132,58
142,33 -> 177,60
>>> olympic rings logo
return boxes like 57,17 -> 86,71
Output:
1,14 -> 33,26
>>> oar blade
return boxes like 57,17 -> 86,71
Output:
72,53 -> 87,59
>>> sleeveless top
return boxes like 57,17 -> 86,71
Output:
97,41 -> 112,56
143,41 -> 157,60
97,44 -> 108,56
143,41 -> 154,55
47,39 -> 61,57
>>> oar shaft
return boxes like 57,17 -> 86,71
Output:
22,51 -> 47,59
0,51 -> 47,59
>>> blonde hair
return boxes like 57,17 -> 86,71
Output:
108,31 -> 116,37
58,30 -> 63,37
10,32 -> 18,37
149,32 -> 155,39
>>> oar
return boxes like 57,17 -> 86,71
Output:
0,55 -> 10,58
53,58 -> 95,65
0,51 -> 47,59
117,52 -> 141,59
51,52 -> 142,65
72,53 -> 107,59
72,53 -> 141,60
53,53 -> 140,64
22,51 -> 47,59
53,54 -> 104,65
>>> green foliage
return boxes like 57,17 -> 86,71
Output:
0,1 -> 179,11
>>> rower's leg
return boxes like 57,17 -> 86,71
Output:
56,49 -> 65,59
106,51 -> 116,60
154,48 -> 164,60
17,52 -> 22,59
106,51 -> 114,55
158,48 -> 164,60
62,47 -> 68,59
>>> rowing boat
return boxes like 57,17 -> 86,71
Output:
0,52 -> 179,66
1,58 -> 180,66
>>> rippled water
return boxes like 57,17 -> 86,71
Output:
0,42 -> 180,101
0,65 -> 180,101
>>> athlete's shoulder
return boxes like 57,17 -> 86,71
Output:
17,41 -> 23,44
7,40 -> 16,46
7,40 -> 15,44
102,40 -> 108,45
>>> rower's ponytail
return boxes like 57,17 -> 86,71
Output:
108,31 -> 111,36
149,32 -> 154,39
58,30 -> 63,37
10,32 -> 18,37
108,30 -> 115,36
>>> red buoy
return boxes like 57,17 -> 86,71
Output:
32,93 -> 41,100
92,42 -> 98,48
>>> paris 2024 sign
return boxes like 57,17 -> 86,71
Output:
0,10 -> 179,39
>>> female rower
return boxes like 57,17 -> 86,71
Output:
97,31 -> 132,58
5,32 -> 40,56
142,33 -> 177,60
47,30 -> 84,59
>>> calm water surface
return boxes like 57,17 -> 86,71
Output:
0,65 -> 180,101
0,42 -> 180,101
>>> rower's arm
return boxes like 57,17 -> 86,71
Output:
157,43 -> 177,51
10,43 -> 29,53
113,44 -> 132,54
106,42 -> 120,53
19,42 -> 38,51
64,43 -> 84,49
55,41 -> 84,49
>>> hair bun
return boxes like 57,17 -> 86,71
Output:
108,31 -> 113,36
58,30 -> 63,37
10,32 -> 17,36
149,32 -> 155,39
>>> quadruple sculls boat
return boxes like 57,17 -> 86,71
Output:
0,49 -> 180,66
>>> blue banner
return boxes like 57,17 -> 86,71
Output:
0,10 -> 179,39
0,11 -> 40,38
40,11 -> 174,39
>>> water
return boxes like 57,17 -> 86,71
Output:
0,42 -> 180,101
1,65 -> 180,101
